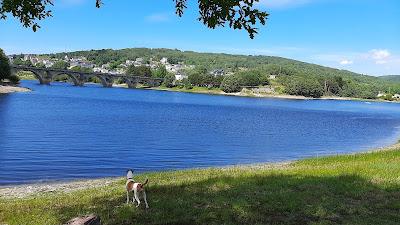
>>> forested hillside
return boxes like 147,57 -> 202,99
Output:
36,48 -> 400,99
379,75 -> 400,83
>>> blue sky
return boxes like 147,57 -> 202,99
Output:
0,0 -> 399,76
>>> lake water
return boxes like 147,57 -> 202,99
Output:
1,80 -> 400,185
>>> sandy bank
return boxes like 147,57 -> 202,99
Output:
0,84 -> 31,94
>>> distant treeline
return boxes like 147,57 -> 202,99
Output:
20,48 -> 400,99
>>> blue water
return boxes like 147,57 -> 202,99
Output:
1,80 -> 400,185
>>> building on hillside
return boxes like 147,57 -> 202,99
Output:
23,54 -> 33,61
30,57 -> 39,65
393,94 -> 400,99
210,69 -> 225,76
160,57 -> 168,65
269,75 -> 277,80
175,72 -> 188,81
125,60 -> 135,66
42,60 -> 54,68
377,91 -> 387,98
101,63 -> 110,69
7,55 -> 13,63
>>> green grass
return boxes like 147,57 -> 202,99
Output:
1,148 -> 400,225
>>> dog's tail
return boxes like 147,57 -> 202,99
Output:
142,178 -> 149,186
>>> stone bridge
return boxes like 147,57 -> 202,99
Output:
11,65 -> 164,88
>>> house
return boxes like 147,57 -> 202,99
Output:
175,72 -> 188,81
135,58 -> 144,65
160,57 -> 168,65
23,54 -> 33,61
377,92 -> 386,98
42,60 -> 54,68
393,94 -> 400,99
125,60 -> 135,66
7,55 -> 14,63
269,75 -> 277,80
210,69 -> 225,76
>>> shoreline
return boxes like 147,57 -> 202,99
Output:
150,86 -> 400,104
0,84 -> 31,94
1,140 -> 399,199
19,79 -> 399,104
115,83 -> 399,104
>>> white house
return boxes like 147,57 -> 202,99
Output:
125,60 -> 135,66
269,75 -> 277,80
160,57 -> 168,65
210,69 -> 225,76
393,94 -> 400,99
42,60 -> 54,68
377,91 -> 386,98
175,72 -> 188,81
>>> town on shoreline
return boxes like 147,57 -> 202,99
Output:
5,48 -> 400,102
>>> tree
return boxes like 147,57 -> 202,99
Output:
221,75 -> 242,93
0,48 -> 11,81
163,73 -> 175,88
51,61 -> 69,70
188,72 -> 204,86
286,77 -> 324,98
35,62 -> 46,68
153,65 -> 168,78
0,0 -> 268,38
13,58 -> 32,66
126,65 -> 152,77
237,70 -> 263,86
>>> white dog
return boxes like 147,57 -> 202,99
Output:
125,169 -> 149,208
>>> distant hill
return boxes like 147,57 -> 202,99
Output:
379,75 -> 400,83
14,48 -> 400,99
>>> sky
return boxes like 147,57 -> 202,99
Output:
0,0 -> 399,76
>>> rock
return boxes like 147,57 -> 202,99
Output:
64,214 -> 101,225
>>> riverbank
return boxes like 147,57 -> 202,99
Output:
1,142 -> 399,225
150,86 -> 400,104
0,84 -> 31,94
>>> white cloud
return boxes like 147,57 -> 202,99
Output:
145,13 -> 171,23
310,49 -> 400,76
368,49 -> 391,64
340,59 -> 353,65
370,49 -> 391,60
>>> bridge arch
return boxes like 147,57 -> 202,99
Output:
84,74 -> 112,87
14,68 -> 48,85
119,77 -> 138,88
50,72 -> 81,86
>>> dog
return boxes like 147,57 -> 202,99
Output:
125,169 -> 149,208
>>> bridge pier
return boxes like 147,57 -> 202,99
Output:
39,71 -> 52,85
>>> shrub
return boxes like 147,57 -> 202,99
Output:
163,73 -> 175,88
221,75 -> 242,93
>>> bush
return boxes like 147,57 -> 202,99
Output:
237,70 -> 263,86
163,73 -> 175,88
221,75 -> 242,93
8,75 -> 20,84
286,77 -> 324,98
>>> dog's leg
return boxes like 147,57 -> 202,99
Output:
126,191 -> 130,204
143,191 -> 149,208
134,190 -> 141,207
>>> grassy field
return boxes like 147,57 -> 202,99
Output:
1,147 -> 400,225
